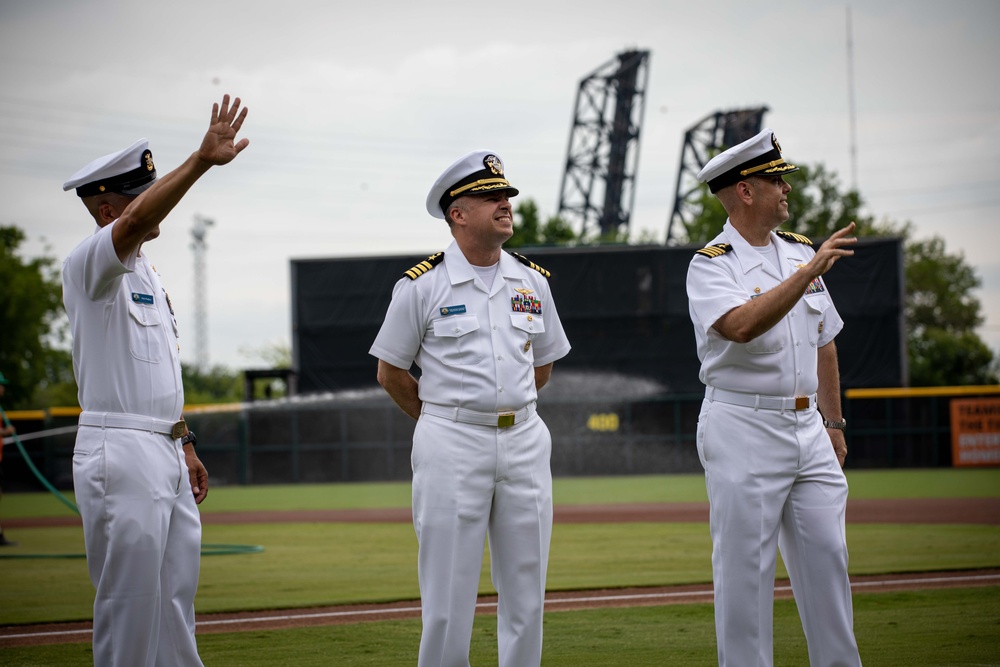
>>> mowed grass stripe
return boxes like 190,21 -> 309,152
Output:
5,521 -> 999,625
4,587 -> 998,666
4,469 -> 1000,520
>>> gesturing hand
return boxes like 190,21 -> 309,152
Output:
807,221 -> 857,278
197,94 -> 249,166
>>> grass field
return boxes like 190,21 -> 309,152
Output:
2,469 -> 999,665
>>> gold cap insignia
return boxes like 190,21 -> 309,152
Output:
484,154 -> 503,176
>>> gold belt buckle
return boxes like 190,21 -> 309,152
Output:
497,413 -> 516,428
171,420 -> 187,439
794,396 -> 809,411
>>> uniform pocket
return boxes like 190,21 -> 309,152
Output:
127,300 -> 163,363
431,314 -> 482,366
696,401 -> 712,467
509,312 -> 545,336
804,293 -> 830,347
73,432 -> 107,491
745,322 -> 785,355
510,313 -> 545,361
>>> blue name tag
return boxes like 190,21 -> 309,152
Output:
439,304 -> 467,316
131,292 -> 154,305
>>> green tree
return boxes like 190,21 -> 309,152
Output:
507,199 -> 577,248
904,237 -> 997,385
0,226 -> 69,408
33,348 -> 79,407
683,165 -> 998,387
181,364 -> 242,405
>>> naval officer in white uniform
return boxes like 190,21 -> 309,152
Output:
62,94 -> 249,667
370,150 -> 571,667
686,129 -> 863,667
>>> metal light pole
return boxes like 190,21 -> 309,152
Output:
191,215 -> 214,370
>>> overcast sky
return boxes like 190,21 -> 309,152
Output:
2,0 -> 998,373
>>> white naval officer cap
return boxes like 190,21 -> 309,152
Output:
425,150 -> 520,219
697,128 -> 799,194
62,138 -> 157,198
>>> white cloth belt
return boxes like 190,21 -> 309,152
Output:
421,402 -> 537,428
79,411 -> 186,438
706,387 -> 817,412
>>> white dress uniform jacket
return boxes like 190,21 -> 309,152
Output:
63,222 -> 204,667
686,221 -> 862,667
688,221 -> 843,397
370,240 -> 570,667
371,239 -> 571,412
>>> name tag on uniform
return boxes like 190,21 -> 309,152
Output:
131,292 -> 154,305
440,304 -> 467,316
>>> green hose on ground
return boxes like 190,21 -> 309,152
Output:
1,404 -> 262,558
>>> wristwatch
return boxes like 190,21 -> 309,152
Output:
180,431 -> 198,447
823,419 -> 847,431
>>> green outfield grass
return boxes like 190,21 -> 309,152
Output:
5,587 -> 998,666
4,521 -> 998,625
2,469 -> 998,665
4,468 -> 999,519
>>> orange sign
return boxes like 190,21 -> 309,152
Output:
950,398 -> 1000,467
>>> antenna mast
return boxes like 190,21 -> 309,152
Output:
847,6 -> 859,191
191,215 -> 214,370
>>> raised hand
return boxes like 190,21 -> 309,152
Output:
197,94 -> 249,166
807,221 -> 857,278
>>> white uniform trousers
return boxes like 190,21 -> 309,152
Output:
696,399 -> 862,667
411,411 -> 553,667
73,426 -> 204,667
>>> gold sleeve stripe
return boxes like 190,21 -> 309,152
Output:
695,243 -> 732,258
403,252 -> 445,280
776,231 -> 813,245
511,252 -> 551,278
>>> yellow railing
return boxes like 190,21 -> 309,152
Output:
845,385 -> 1000,399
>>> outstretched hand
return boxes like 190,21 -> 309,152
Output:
807,221 -> 857,278
197,94 -> 249,166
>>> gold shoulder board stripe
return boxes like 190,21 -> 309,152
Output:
776,230 -> 813,246
695,243 -> 732,258
403,252 -> 444,280
510,252 -> 551,278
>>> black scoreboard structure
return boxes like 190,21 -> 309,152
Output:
291,237 -> 906,396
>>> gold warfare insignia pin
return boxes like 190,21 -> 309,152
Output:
514,288 -> 534,296
484,154 -> 504,176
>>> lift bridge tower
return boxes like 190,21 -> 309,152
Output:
666,107 -> 768,243
558,49 -> 650,238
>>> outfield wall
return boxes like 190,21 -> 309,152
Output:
4,385 -> 998,490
